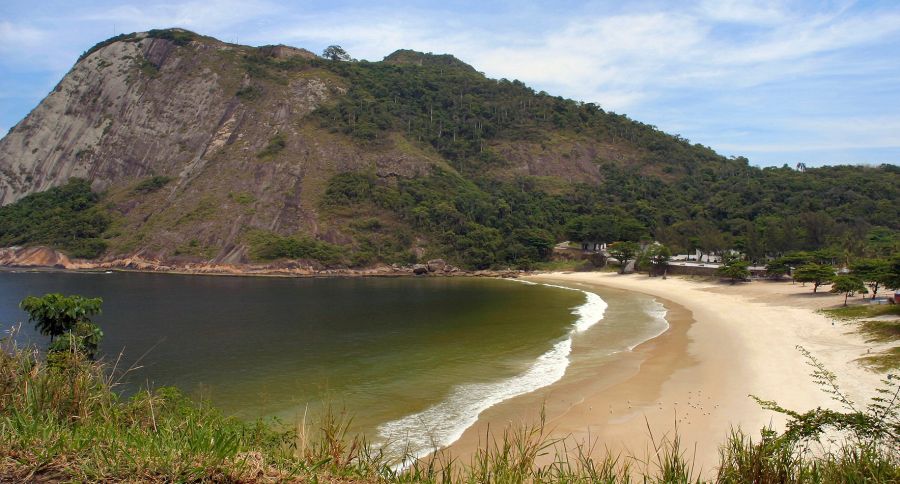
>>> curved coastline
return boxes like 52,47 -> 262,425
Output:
444,271 -> 886,474
8,266 -> 883,476
377,280 -> 611,463
381,278 -> 677,466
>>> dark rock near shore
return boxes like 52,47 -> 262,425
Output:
426,258 -> 446,272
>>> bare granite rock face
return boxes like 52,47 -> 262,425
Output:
0,32 -> 447,263
258,44 -> 317,60
1,35 -> 227,203
0,30 -> 655,267
0,246 -> 73,268
426,258 -> 446,272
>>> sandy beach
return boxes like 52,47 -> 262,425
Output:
446,272 -> 889,475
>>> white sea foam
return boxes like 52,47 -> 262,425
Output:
627,298 -> 670,351
377,279 -> 607,466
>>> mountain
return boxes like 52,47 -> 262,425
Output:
0,29 -> 897,269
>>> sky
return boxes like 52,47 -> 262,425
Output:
1,1 -> 899,167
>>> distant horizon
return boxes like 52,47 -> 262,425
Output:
2,1 -> 899,168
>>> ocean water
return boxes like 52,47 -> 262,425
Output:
0,270 -> 669,459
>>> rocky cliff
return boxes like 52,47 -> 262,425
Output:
2,29 -> 896,269
0,30 -> 451,263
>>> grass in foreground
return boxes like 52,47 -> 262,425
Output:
0,337 -> 301,481
1,332 -> 898,482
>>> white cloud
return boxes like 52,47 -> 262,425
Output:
718,11 -> 900,65
0,20 -> 50,60
697,0 -> 788,24
2,1 -> 900,165
0,21 -> 46,46
0,21 -> 73,71
252,3 -> 900,115
712,115 -> 900,155
78,0 -> 281,34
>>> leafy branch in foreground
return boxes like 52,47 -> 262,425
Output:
751,345 -> 899,447
20,294 -> 105,363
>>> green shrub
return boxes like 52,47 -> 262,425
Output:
257,134 -> 286,159
235,85 -> 262,100
228,192 -> 255,205
0,179 -> 110,258
349,217 -> 383,231
246,231 -> 346,266
146,29 -> 198,46
133,175 -> 173,193
137,56 -> 158,76
77,33 -> 138,62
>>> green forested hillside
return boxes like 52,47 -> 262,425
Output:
0,30 -> 897,268
299,50 -> 898,267
0,179 -> 109,258
316,162 -> 898,268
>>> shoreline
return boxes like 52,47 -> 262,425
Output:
443,278 -> 696,467
0,265 -> 519,279
0,246 -> 525,279
377,280 -> 611,464
4,260 -> 889,473
444,272 -> 888,473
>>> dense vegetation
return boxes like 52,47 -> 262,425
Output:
6,31 -> 900,269
312,50 -> 726,175
2,296 -> 898,482
319,165 -> 898,269
246,230 -> 347,266
0,178 -> 109,258
322,170 -> 557,268
302,50 -> 899,268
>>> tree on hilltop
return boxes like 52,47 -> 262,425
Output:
322,45 -> 351,61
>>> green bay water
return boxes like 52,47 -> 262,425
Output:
0,271 -> 667,457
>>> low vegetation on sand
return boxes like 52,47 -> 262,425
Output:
822,304 -> 900,321
2,293 -> 899,482
822,304 -> 900,371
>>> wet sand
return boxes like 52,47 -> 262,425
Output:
445,272 -> 886,475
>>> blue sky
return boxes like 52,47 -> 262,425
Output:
1,1 -> 899,167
